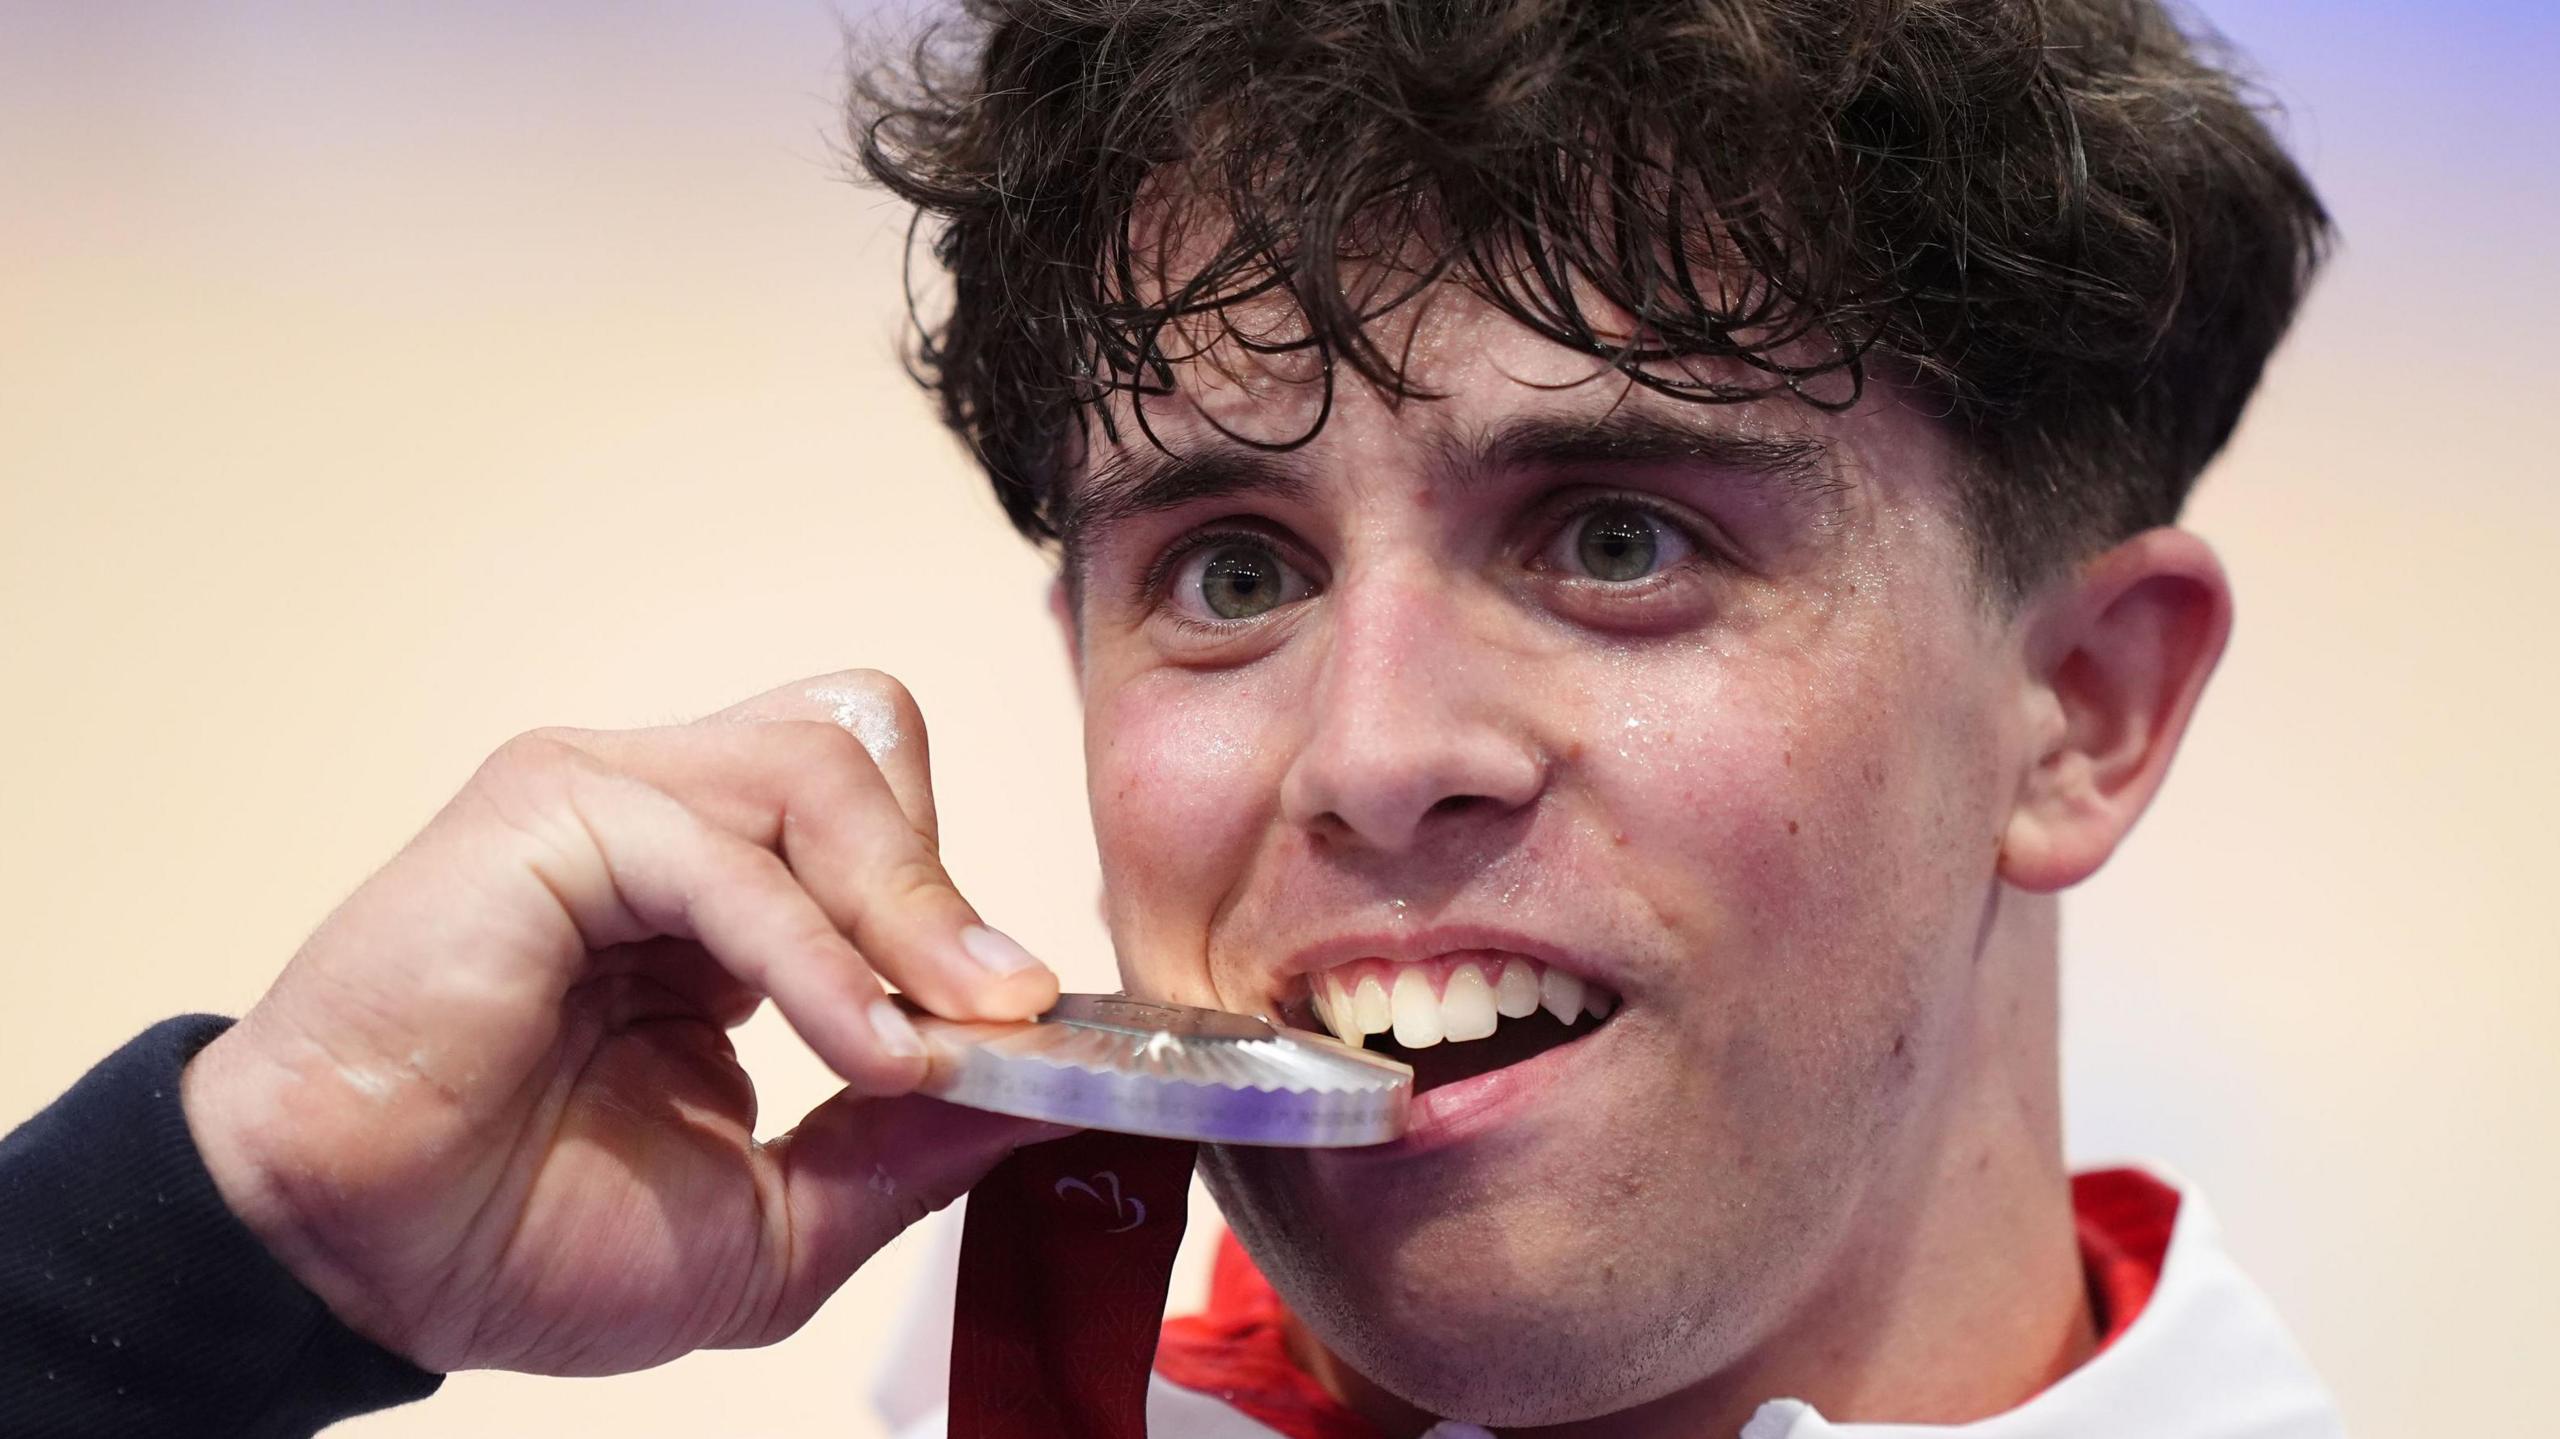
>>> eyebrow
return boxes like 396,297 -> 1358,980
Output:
1060,445 -> 1316,569
1455,409 -> 1837,500
1057,404 -> 1839,571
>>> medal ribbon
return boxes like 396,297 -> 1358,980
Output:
950,1130 -> 1202,1439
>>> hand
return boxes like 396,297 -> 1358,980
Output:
178,670 -> 1065,1375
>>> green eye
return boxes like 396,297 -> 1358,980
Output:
1161,534 -> 1314,629
1573,507 -> 1663,582
1198,544 -> 1288,619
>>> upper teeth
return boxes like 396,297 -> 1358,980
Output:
1306,955 -> 1615,1049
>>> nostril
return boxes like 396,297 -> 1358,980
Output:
1309,795 -> 1485,846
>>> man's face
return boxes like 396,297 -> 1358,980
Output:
1065,286 -> 2034,1423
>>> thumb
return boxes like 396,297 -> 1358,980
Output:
748,1090 -> 1074,1343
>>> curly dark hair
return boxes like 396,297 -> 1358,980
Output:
853,0 -> 2330,598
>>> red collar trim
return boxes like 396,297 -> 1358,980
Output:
2070,1166 -> 2178,1353
1155,1233 -> 1385,1439
1153,1168 -> 2180,1439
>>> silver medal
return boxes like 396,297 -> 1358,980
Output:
908,994 -> 1412,1147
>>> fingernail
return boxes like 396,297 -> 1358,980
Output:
868,998 -> 925,1059
959,924 -> 1047,978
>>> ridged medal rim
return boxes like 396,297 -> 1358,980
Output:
910,995 -> 1412,1147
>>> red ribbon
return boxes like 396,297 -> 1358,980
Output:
951,1130 -> 1202,1439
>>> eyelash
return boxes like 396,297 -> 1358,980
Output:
1135,526 -> 1310,630
1134,491 -> 1733,630
1533,493 -> 1717,576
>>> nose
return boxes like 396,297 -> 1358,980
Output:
1278,564 -> 1548,853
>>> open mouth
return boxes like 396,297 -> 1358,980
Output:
1291,952 -> 1620,1094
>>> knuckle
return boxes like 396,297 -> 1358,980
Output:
816,666 -> 911,705
764,724 -> 888,809
470,730 -> 593,809
774,900 -> 860,973
487,727 -> 588,776
804,669 -> 926,754
876,852 -> 957,911
772,716 -> 874,768
705,831 -> 790,893
857,670 -> 926,730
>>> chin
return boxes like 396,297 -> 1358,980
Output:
1238,1187 -> 1758,1425
1370,1289 -> 1710,1423
1201,1120 -> 1781,1428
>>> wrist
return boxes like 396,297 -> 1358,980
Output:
179,1028 -> 296,1251
178,1026 -> 384,1346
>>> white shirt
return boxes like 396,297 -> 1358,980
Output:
877,1164 -> 2343,1439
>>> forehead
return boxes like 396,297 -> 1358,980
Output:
1061,278 -> 1954,556
1106,278 -> 1775,452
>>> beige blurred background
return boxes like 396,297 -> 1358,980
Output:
3,2 -> 2553,1435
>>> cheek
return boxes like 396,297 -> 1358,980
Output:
1086,674 -> 1289,984
1562,660 -> 1831,938
1580,624 -> 2001,1038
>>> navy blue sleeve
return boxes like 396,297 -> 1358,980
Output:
0,1016 -> 443,1438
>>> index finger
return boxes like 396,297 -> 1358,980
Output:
675,671 -> 1056,1023
706,669 -> 941,849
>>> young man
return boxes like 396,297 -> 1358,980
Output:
0,2 -> 2340,1437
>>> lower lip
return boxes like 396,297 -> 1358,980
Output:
1344,1016 -> 1614,1158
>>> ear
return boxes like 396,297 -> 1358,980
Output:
1046,572 -> 1082,683
1998,528 -> 2233,892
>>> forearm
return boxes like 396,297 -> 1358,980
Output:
0,1016 -> 440,1438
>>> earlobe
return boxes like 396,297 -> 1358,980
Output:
1998,529 -> 2233,892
